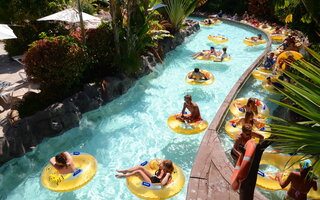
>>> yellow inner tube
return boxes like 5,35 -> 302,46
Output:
252,67 -> 281,81
208,35 -> 228,43
225,118 -> 271,140
271,34 -> 286,42
257,153 -> 320,199
126,160 -> 185,200
262,81 -> 282,94
199,21 -> 215,26
41,152 -> 97,192
276,51 -> 303,70
243,38 -> 266,46
167,114 -> 208,135
195,52 -> 231,62
185,70 -> 214,85
229,97 -> 270,121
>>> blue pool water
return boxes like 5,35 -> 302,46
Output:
0,19 -> 267,200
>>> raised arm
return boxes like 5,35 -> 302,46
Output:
276,172 -> 292,189
160,173 -> 171,186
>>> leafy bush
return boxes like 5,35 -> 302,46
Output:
84,22 -> 118,81
24,36 -> 89,102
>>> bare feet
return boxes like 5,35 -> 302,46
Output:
115,174 -> 127,178
116,169 -> 127,174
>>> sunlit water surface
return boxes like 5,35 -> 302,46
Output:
0,18 -> 267,200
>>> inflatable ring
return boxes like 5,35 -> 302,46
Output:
231,139 -> 256,190
270,34 -> 286,43
195,52 -> 213,61
126,160 -> 185,200
262,81 -> 282,94
276,51 -> 303,70
213,19 -> 222,23
229,97 -> 270,121
208,35 -> 228,43
199,21 -> 215,26
243,38 -> 266,46
185,70 -> 214,85
257,153 -> 320,199
252,67 -> 281,81
41,152 -> 97,192
225,118 -> 271,140
211,54 -> 231,62
167,114 -> 208,135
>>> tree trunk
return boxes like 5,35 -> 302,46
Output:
110,0 -> 121,57
240,138 -> 275,200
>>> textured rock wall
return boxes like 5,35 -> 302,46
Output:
0,19 -> 200,165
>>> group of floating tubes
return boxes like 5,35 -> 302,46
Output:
208,35 -> 228,43
185,70 -> 214,85
257,152 -> 320,199
167,114 -> 208,135
243,38 -> 267,46
229,97 -> 270,121
41,152 -> 98,193
195,52 -> 231,62
225,118 -> 271,140
126,160 -> 185,200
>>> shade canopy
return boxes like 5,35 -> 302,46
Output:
0,24 -> 17,40
37,8 -> 101,23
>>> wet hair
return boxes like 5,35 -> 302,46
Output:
162,160 -> 174,174
184,94 -> 192,101
247,98 -> 256,106
258,34 -> 262,37
242,123 -> 253,133
210,46 -> 215,50
55,152 -> 67,166
222,47 -> 227,52
270,52 -> 274,56
194,68 -> 200,72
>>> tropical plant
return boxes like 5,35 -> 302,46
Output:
109,0 -> 173,74
266,46 -> 320,175
159,0 -> 201,32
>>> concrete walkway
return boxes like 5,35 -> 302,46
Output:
0,42 -> 39,137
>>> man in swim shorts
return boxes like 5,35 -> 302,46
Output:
176,94 -> 202,123
231,124 -> 264,163
190,68 -> 208,81
276,159 -> 317,200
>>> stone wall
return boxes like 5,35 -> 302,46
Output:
0,19 -> 200,165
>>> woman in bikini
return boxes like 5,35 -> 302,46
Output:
276,159 -> 317,200
233,111 -> 262,128
115,160 -> 174,186
50,152 -> 76,174
241,98 -> 259,116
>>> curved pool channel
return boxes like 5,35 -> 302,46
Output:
0,19 -> 267,200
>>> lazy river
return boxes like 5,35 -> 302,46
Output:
0,19 -> 267,200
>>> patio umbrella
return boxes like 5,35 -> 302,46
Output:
0,24 -> 17,40
37,8 -> 100,23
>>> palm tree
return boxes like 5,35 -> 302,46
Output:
267,46 -> 320,174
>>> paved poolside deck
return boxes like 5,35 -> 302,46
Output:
0,42 -> 39,136
186,19 -> 272,200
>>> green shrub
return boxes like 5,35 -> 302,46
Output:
24,36 -> 89,102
